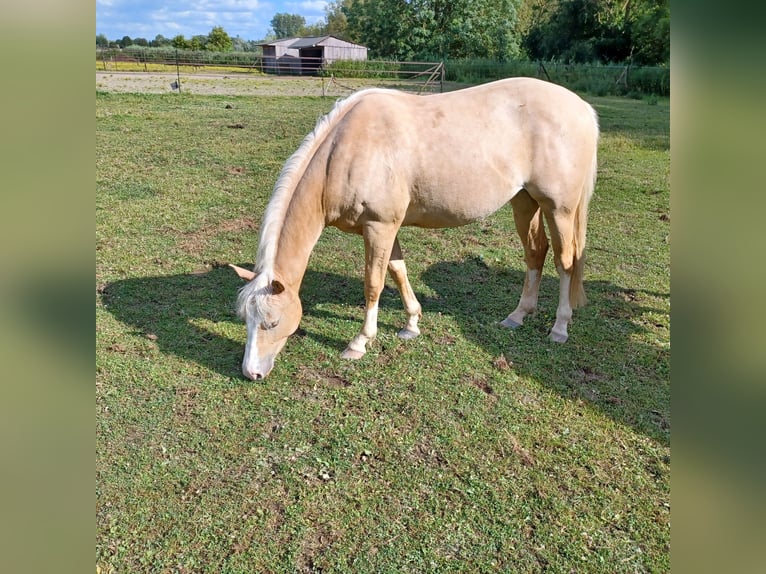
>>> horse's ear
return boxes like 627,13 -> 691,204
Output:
271,280 -> 285,295
229,264 -> 257,282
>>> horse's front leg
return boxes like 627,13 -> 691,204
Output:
342,223 -> 398,360
387,236 -> 421,339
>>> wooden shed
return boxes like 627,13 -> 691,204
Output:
260,36 -> 368,75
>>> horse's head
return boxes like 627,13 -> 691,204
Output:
230,265 -> 302,380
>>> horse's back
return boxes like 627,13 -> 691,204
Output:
322,78 -> 598,229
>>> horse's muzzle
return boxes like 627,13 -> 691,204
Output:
242,356 -> 274,381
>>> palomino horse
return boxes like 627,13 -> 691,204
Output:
230,77 -> 599,380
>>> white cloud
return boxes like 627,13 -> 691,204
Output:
299,0 -> 328,11
285,1 -> 327,15
191,0 -> 266,10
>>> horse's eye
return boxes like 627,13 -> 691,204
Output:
261,320 -> 279,330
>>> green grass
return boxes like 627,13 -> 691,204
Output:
97,90 -> 669,572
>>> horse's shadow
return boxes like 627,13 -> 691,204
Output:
99,266 -> 248,379
419,257 -> 670,444
99,265 -> 370,381
100,258 -> 668,443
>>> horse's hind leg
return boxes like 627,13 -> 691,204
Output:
544,208 -> 577,343
388,236 -> 422,339
342,222 -> 400,360
501,190 -> 548,329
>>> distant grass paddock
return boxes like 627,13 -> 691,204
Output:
96,88 -> 669,572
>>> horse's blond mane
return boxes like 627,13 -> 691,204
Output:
237,88 -> 393,313
256,89 -> 395,277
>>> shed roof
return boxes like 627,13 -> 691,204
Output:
289,36 -> 331,48
259,36 -> 366,49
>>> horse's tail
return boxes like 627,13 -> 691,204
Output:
569,109 -> 599,309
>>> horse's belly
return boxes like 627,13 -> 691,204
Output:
404,185 -> 518,228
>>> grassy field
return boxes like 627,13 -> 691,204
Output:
95,72 -> 446,97
96,61 -> 264,74
96,89 -> 669,572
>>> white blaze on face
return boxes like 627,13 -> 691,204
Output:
242,319 -> 262,380
240,281 -> 275,380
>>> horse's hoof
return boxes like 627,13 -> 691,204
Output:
549,331 -> 568,343
500,317 -> 522,329
341,348 -> 365,360
397,328 -> 419,340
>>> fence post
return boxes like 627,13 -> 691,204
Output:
440,61 -> 445,92
175,49 -> 182,93
615,63 -> 630,90
537,61 -> 551,82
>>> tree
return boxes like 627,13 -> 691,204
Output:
190,35 -> 207,50
326,0 -> 353,39
520,0 -> 669,64
171,35 -> 190,50
303,21 -> 328,36
232,35 -> 260,52
436,0 -> 521,60
629,0 -> 670,64
206,26 -> 233,51
151,34 -> 171,47
344,0 -> 521,60
345,0 -> 416,60
118,35 -> 133,48
271,13 -> 307,38
96,34 -> 109,48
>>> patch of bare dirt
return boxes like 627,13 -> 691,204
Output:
179,215 -> 258,256
97,71 -> 371,97
96,71 -> 456,97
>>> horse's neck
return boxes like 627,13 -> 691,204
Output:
272,179 -> 325,290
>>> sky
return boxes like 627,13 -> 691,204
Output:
96,0 -> 330,43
